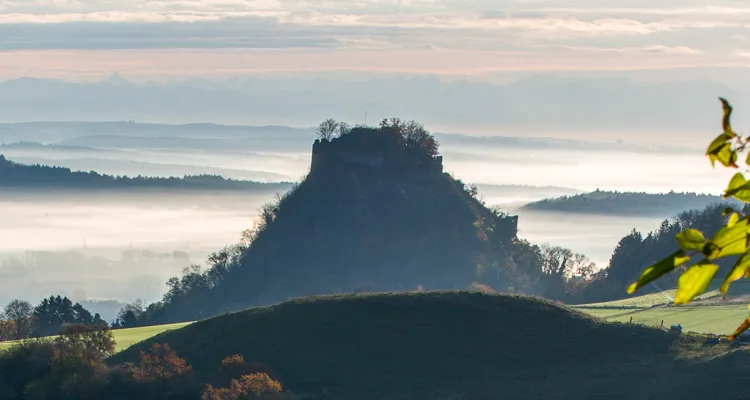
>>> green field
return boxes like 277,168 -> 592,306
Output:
578,289 -> 718,308
0,321 -> 190,353
573,281 -> 750,334
577,304 -> 749,334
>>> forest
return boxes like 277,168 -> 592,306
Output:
520,190 -> 738,216
0,155 -> 291,191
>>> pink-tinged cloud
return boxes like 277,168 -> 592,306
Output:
0,1 -> 747,78
0,48 -> 740,80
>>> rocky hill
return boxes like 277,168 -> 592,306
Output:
148,121 -> 531,323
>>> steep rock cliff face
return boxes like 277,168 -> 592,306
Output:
210,126 -> 519,308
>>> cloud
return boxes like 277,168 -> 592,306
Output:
0,0 -> 747,76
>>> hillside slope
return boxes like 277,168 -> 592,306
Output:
520,190 -> 740,217
114,292 -> 750,400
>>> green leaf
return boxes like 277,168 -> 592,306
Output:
675,260 -> 720,305
723,207 -> 736,216
675,229 -> 706,252
705,217 -> 750,260
706,134 -> 735,167
720,97 -> 736,137
627,251 -> 691,294
726,172 -> 746,192
707,133 -> 730,154
728,212 -> 740,228
718,145 -> 737,168
708,143 -> 738,168
720,253 -> 750,298
723,173 -> 750,201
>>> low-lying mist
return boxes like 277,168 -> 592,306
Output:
0,190 -> 275,307
0,188 -> 668,308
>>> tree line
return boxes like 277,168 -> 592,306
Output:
520,189 -> 739,217
569,202 -> 748,303
316,117 -> 440,160
0,296 -> 106,342
0,155 -> 290,190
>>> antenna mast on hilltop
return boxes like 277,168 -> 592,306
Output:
364,110 -> 368,126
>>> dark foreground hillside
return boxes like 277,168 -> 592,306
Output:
114,292 -> 750,400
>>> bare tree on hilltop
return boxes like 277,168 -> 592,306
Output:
379,117 -> 439,158
316,119 -> 339,141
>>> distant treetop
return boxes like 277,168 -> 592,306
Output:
315,117 -> 440,161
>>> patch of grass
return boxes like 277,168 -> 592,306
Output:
573,280 -> 750,334
112,291 -> 750,400
111,322 -> 192,351
576,280 -> 750,309
579,304 -> 749,335
575,289 -> 722,309
0,322 -> 191,353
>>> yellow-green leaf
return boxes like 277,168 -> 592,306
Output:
723,207 -> 736,216
726,172 -> 746,192
729,318 -> 750,341
719,145 -> 737,168
724,173 -> 750,201
627,251 -> 691,294
705,131 -> 738,168
720,253 -> 750,298
675,229 -> 706,252
728,212 -> 740,228
707,133 -> 730,154
675,260 -> 720,305
705,217 -> 750,260
720,97 -> 736,137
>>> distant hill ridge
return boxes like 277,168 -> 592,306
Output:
0,154 -> 293,191
520,189 -> 740,216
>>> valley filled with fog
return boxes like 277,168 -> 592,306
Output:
0,122 -> 732,319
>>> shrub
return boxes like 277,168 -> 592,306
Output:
202,373 -> 291,400
131,343 -> 193,383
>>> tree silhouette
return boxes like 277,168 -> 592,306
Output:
3,300 -> 33,340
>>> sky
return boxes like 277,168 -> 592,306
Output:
1,0 -> 750,80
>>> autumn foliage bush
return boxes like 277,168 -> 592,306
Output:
131,343 -> 193,383
201,372 -> 288,400
212,354 -> 276,387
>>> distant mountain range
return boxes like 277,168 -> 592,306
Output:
0,75 -> 746,145
0,121 -> 697,155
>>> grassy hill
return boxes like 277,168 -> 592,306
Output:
113,291 -> 750,400
0,322 -> 190,353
